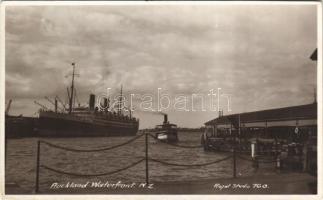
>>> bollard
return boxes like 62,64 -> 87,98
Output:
145,132 -> 149,185
35,140 -> 41,193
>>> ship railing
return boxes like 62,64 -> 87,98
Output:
34,132 -> 257,193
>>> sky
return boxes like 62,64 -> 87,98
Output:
5,4 -> 317,128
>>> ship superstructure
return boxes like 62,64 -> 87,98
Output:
38,63 -> 139,137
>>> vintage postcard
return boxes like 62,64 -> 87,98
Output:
1,1 -> 322,199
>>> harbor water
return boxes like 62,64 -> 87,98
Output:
5,131 -> 274,193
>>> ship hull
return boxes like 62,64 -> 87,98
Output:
5,116 -> 38,138
38,112 -> 138,137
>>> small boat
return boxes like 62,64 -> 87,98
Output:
154,114 -> 178,143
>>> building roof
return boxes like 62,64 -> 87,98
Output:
205,103 -> 317,126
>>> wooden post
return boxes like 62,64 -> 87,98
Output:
251,142 -> 256,158
275,139 -> 278,156
145,132 -> 149,185
233,119 -> 237,178
35,140 -> 41,193
302,143 -> 308,172
233,141 -> 236,178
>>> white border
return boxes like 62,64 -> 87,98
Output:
316,2 -> 322,199
0,1 -> 321,5
0,1 -> 322,200
1,1 -> 6,199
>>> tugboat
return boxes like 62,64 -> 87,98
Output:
154,114 -> 178,143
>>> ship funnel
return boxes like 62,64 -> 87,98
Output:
89,94 -> 95,110
163,114 -> 168,124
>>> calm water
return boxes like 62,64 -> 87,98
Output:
6,131 -> 264,193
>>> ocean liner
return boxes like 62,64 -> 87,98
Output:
38,63 -> 139,137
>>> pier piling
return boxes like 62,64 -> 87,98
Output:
145,132 -> 149,185
233,134 -> 237,178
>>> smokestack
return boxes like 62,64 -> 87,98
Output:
163,114 -> 168,124
89,94 -> 95,110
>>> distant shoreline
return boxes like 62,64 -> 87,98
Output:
140,128 -> 205,133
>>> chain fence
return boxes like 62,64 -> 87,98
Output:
34,132 -> 257,193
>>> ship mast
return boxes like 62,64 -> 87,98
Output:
69,63 -> 76,114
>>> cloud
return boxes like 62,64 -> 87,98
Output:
5,4 -> 317,128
